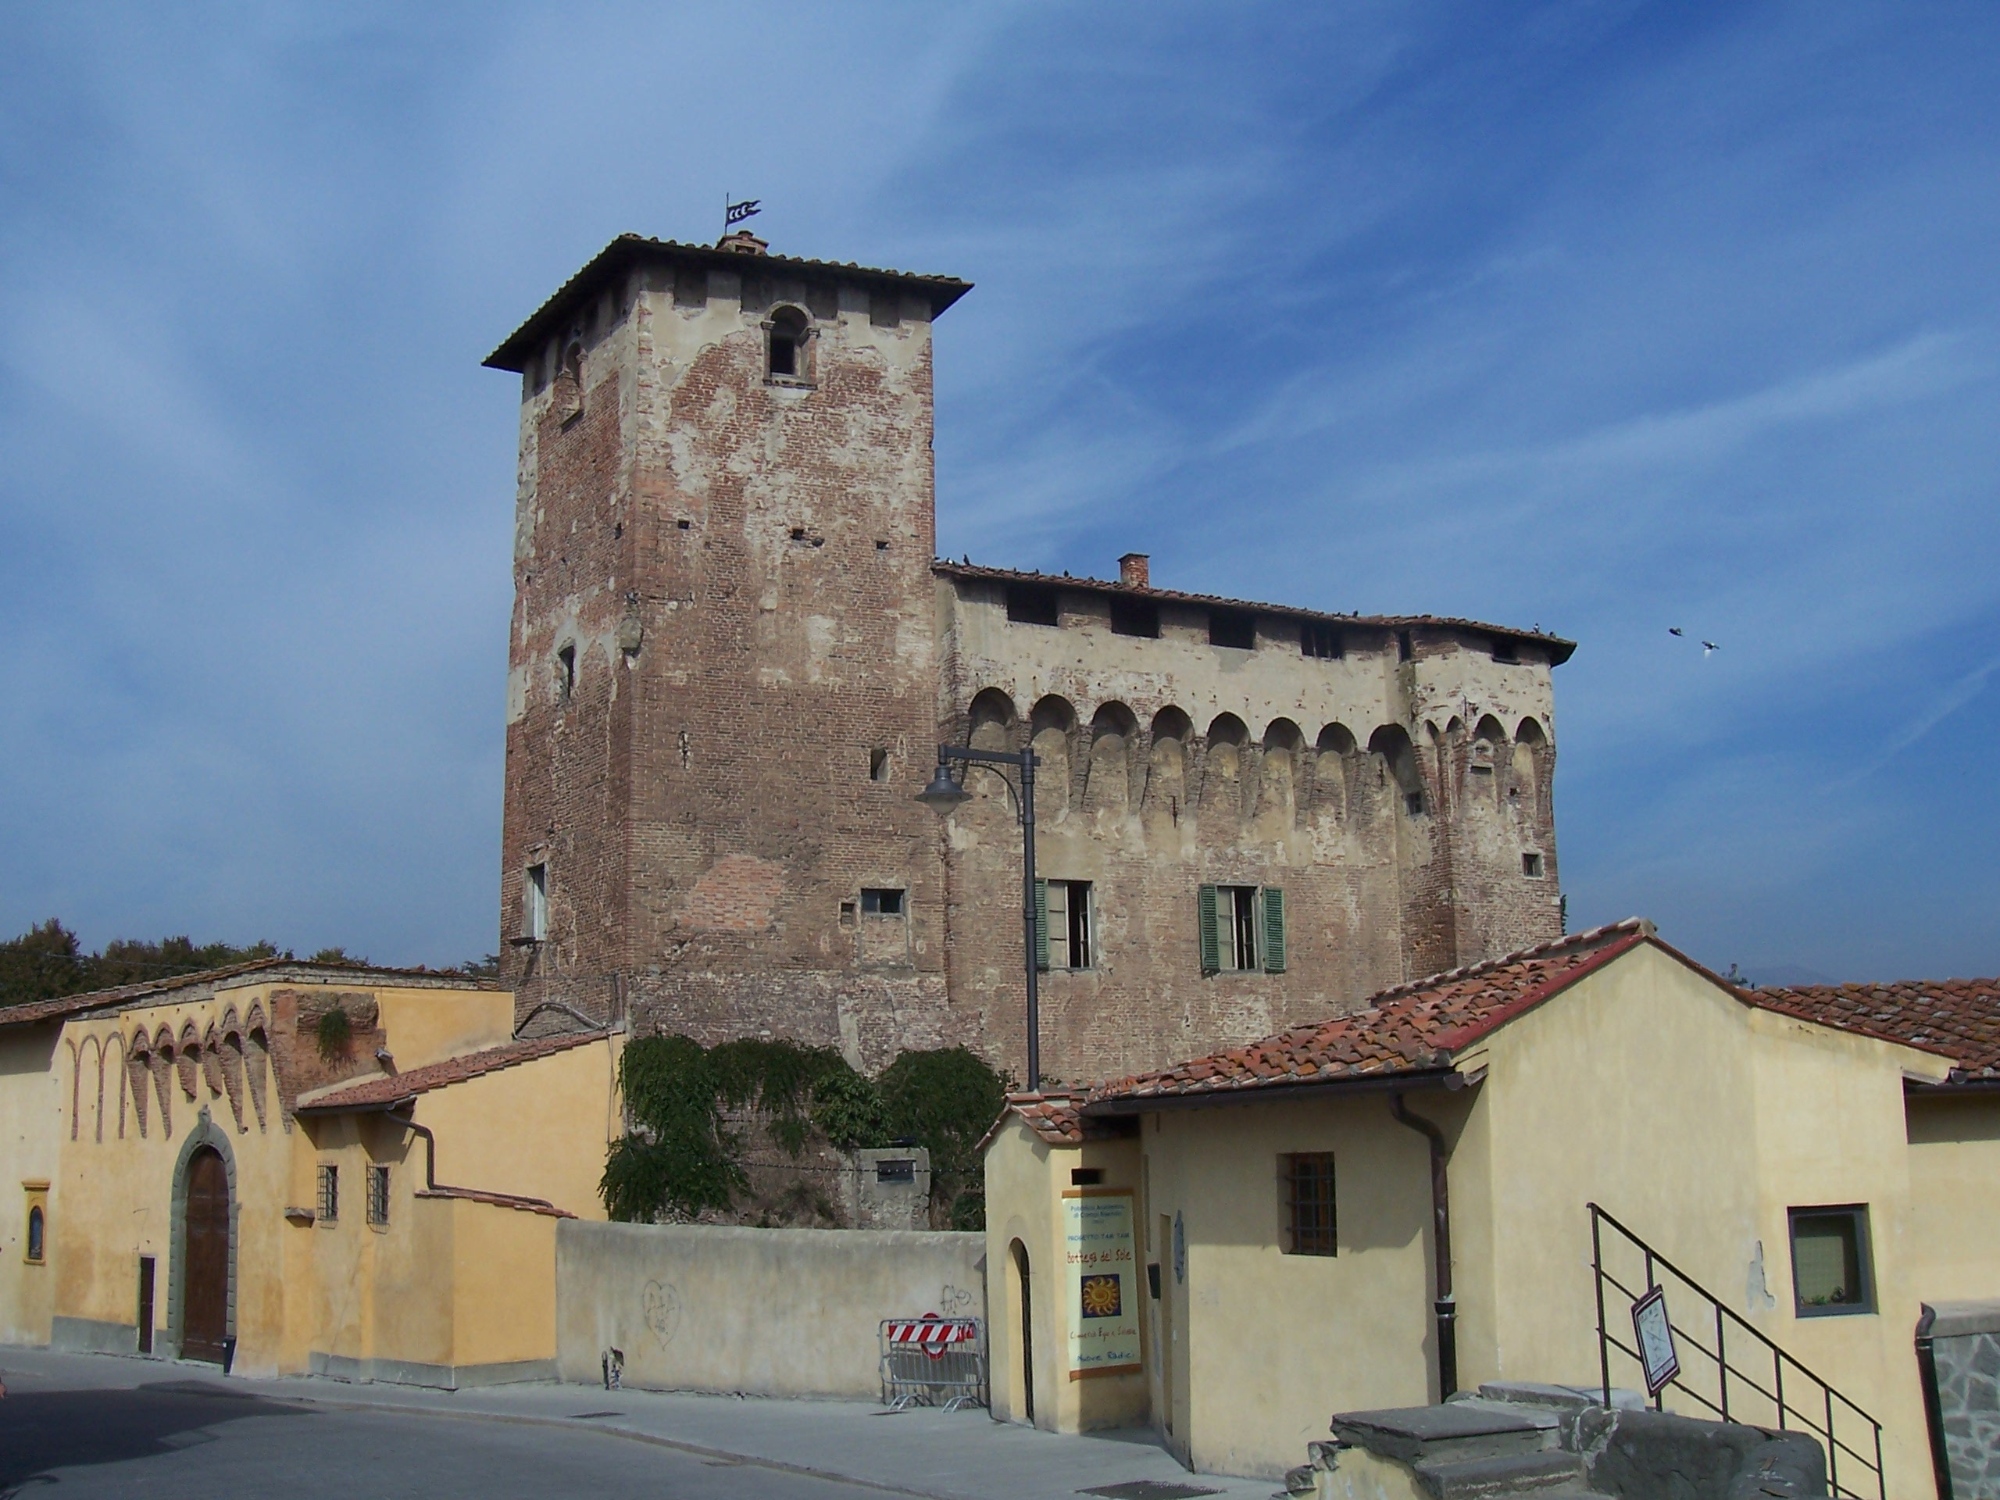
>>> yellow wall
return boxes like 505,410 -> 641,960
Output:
1467,945 -> 1945,1498
25,974 -> 595,1387
410,1035 -> 622,1218
985,1117 -> 1149,1437
986,1095 -> 1437,1480
1903,1091 -> 2000,1304
983,942 -> 1968,1495
370,986 -> 514,1072
0,1024 -> 61,1345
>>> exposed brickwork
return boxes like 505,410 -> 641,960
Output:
489,235 -> 1570,1085
496,241 -> 956,1069
936,577 -> 1565,1082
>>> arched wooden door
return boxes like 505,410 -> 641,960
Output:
181,1146 -> 230,1363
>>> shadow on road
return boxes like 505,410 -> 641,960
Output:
0,1379 -> 311,1494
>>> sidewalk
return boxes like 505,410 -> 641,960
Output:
0,1347 -> 1279,1500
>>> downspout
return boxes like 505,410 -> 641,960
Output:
1915,1304 -> 1955,1500
1390,1092 -> 1456,1402
405,1119 -> 439,1190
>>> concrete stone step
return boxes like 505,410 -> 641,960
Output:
1331,1399 -> 1563,1467
1411,1450 -> 1589,1500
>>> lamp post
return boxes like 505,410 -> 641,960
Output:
917,744 -> 1041,1092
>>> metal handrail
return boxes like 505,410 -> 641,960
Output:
1590,1203 -> 1885,1500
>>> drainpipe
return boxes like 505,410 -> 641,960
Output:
404,1119 -> 439,1190
1390,1093 -> 1456,1401
1915,1304 -> 1954,1500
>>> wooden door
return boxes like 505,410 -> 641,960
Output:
182,1147 -> 229,1363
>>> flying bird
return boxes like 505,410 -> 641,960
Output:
1703,641 -> 1719,655
1668,628 -> 1684,637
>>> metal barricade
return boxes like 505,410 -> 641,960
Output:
879,1316 -> 987,1411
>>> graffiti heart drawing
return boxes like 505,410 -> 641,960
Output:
643,1279 -> 682,1347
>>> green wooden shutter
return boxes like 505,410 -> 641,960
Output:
1034,879 -> 1050,971
1262,887 -> 1287,974
1197,884 -> 1221,975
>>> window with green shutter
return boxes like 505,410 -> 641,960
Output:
1262,887 -> 1287,973
1197,884 -> 1221,975
1034,879 -> 1050,971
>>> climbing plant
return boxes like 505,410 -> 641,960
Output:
600,1036 -> 1007,1228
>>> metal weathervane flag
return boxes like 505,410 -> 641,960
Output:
725,198 -> 761,228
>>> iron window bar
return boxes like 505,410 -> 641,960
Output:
1589,1203 -> 1884,1500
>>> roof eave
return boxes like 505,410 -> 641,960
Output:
931,562 -> 1576,664
1084,1065 -> 1463,1118
484,234 -> 973,373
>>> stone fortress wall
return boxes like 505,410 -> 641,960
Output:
487,233 -> 1570,1086
937,561 -> 1563,1082
493,236 -> 960,1069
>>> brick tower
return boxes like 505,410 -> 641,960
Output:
483,233 -> 971,1065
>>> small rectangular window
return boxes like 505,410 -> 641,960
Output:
1522,852 -> 1544,878
524,863 -> 549,941
1397,630 -> 1413,662
317,1164 -> 339,1223
1209,610 -> 1256,650
1038,880 -> 1093,970
1789,1206 -> 1873,1316
868,747 -> 891,782
861,887 -> 905,916
1070,1168 -> 1103,1187
1491,636 -> 1520,664
367,1165 -> 391,1227
1301,622 -> 1343,660
1282,1153 -> 1336,1256
1006,584 -> 1061,626
1110,597 -> 1160,638
557,643 -> 576,700
875,1158 -> 916,1184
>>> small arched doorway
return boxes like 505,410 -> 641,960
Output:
1009,1239 -> 1035,1424
181,1145 -> 230,1363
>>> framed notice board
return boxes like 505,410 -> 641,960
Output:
1061,1188 -> 1141,1379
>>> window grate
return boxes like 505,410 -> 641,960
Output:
1282,1153 -> 1336,1256
317,1164 -> 339,1223
367,1165 -> 390,1227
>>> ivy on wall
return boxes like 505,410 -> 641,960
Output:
600,1037 -> 1007,1230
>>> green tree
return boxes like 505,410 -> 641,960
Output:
878,1047 -> 1009,1230
0,920 -> 87,1006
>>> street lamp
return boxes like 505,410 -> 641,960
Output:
917,744 -> 1042,1092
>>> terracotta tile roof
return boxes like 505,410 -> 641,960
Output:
0,958 -> 499,1031
485,233 -> 973,371
295,1030 -> 610,1113
1756,980 -> 2000,1083
975,1090 -> 1146,1155
1088,920 -> 1654,1107
415,1185 -> 576,1219
932,560 -> 1576,665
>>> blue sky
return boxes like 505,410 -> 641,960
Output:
3,3 -> 1997,981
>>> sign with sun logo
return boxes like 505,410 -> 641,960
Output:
1080,1273 -> 1122,1319
1063,1188 -> 1140,1378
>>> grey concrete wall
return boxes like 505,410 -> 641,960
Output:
1933,1301 -> 2000,1500
556,1221 -> 984,1399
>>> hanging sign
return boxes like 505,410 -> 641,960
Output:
1631,1286 -> 1680,1395
1063,1189 -> 1141,1379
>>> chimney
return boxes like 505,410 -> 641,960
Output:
1118,553 -> 1150,589
717,230 -> 769,255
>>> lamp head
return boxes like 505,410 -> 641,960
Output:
916,763 -> 972,814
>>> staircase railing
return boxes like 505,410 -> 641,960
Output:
1589,1203 -> 1885,1500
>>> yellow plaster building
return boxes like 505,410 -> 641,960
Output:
0,960 -> 620,1386
982,920 -> 2000,1497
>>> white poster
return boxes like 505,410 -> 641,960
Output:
1063,1190 -> 1141,1379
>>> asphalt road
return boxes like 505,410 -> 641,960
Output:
0,1369 -> 901,1500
